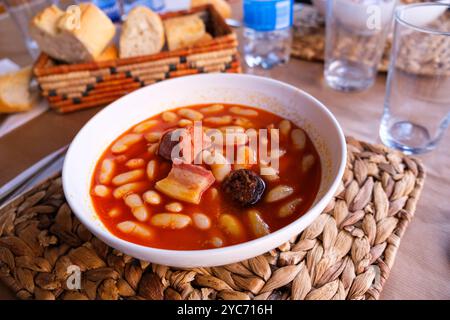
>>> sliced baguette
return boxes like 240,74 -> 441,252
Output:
119,6 -> 165,58
0,67 -> 34,113
164,14 -> 206,51
30,3 -> 116,63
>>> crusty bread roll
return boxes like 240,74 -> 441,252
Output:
191,0 -> 232,19
96,45 -> 118,62
119,6 -> 165,58
0,67 -> 35,113
164,14 -> 206,51
30,3 -> 116,63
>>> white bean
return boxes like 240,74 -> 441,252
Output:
211,236 -> 223,247
279,120 -> 292,137
193,213 -> 211,230
177,108 -> 204,121
112,169 -> 145,186
144,131 -> 162,143
178,119 -> 193,127
232,117 -> 253,128
278,198 -> 302,218
265,185 -> 294,203
165,202 -> 183,213
302,154 -> 315,173
124,193 -> 143,208
92,185 -> 111,198
151,213 -> 192,229
204,151 -> 231,182
116,221 -> 135,233
219,126 -> 245,133
125,158 -> 145,169
113,182 -> 147,199
117,221 -> 152,238
146,160 -> 157,180
124,194 -> 149,221
143,190 -> 161,205
219,214 -> 244,239
99,159 -> 115,184
247,209 -> 270,238
291,129 -> 306,150
162,111 -> 178,122
132,206 -> 150,222
208,187 -> 219,200
111,134 -> 143,154
204,115 -> 232,126
115,155 -> 128,163
200,104 -> 224,113
108,208 -> 122,218
229,106 -> 258,117
260,164 -> 280,182
148,143 -> 159,155
220,127 -> 248,145
133,120 -> 158,133
234,146 -> 257,170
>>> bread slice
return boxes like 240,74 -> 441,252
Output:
119,6 -> 165,58
95,44 -> 118,62
30,3 -> 116,63
164,14 -> 206,51
0,67 -> 34,113
191,0 -> 232,19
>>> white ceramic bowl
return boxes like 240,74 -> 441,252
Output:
63,74 -> 346,267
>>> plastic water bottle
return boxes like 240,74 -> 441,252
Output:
243,0 -> 293,69
88,0 -> 122,22
122,0 -> 165,15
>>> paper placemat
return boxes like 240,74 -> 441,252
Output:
0,137 -> 425,300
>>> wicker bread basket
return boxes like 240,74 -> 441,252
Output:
33,4 -> 241,113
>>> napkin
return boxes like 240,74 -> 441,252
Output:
0,59 -> 48,139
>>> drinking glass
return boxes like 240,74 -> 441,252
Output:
379,2 -> 450,154
4,0 -> 58,59
324,0 -> 396,91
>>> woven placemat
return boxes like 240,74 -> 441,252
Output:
0,137 -> 425,300
292,2 -> 450,75
291,5 -> 391,72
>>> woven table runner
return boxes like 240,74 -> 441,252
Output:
0,137 -> 425,300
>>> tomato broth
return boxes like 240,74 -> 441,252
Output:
91,104 -> 321,250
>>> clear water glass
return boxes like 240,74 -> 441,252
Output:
324,0 -> 396,91
4,0 -> 58,59
380,3 -> 450,154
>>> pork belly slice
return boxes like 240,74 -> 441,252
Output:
155,163 -> 215,204
158,126 -> 212,163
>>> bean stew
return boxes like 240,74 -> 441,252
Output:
90,104 -> 321,250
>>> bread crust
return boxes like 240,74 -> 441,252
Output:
164,14 -> 206,51
191,0 -> 232,19
119,6 -> 165,58
0,67 -> 34,113
30,3 -> 116,63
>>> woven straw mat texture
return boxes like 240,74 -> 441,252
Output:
0,137 -> 425,300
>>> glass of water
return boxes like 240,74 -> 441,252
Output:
4,0 -> 58,59
324,0 -> 396,91
380,2 -> 450,154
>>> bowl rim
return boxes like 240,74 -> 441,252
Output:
63,73 -> 347,258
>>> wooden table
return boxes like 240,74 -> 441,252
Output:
0,6 -> 449,300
